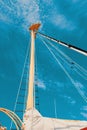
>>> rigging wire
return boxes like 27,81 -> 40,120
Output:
46,38 -> 87,74
34,40 -> 38,107
55,49 -> 87,76
37,32 -> 87,76
37,32 -> 87,56
42,38 -> 87,80
54,98 -> 57,118
34,41 -> 37,109
40,38 -> 87,103
74,69 -> 87,81
10,41 -> 30,130
23,61 -> 29,118
35,42 -> 40,112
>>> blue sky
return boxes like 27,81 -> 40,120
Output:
0,0 -> 87,129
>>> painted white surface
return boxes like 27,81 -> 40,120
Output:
23,109 -> 87,130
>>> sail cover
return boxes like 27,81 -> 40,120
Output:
23,108 -> 87,130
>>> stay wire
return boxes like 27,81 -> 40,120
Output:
10,40 -> 30,129
38,33 -> 87,75
35,42 -> 41,111
37,32 -> 87,56
23,60 -> 29,118
43,38 -> 87,79
47,39 -> 87,80
40,38 -> 87,103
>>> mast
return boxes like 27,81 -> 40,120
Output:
26,23 -> 41,110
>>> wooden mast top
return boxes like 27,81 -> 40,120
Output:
26,23 -> 41,110
29,23 -> 41,31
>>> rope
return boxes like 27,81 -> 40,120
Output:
23,41 -> 31,118
47,41 -> 74,68
40,38 -> 87,103
47,39 -> 87,80
10,41 -> 30,129
37,32 -> 87,56
42,38 -> 87,80
34,42 -> 37,109
35,42 -> 41,111
74,69 -> 87,81
23,60 -> 29,118
38,33 -> 87,75
54,98 -> 57,118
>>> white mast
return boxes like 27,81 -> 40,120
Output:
26,23 -> 41,110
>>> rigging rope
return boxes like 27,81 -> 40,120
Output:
23,61 -> 29,118
49,39 -> 87,80
54,98 -> 57,118
37,32 -> 87,56
42,38 -> 87,80
10,41 -> 30,129
35,41 -> 37,109
35,42 -> 40,111
74,69 -> 87,81
36,33 -> 87,80
40,38 -> 87,103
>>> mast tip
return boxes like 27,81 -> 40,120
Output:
29,23 -> 41,31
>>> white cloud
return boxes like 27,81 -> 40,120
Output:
17,0 -> 41,28
42,0 -> 53,5
81,106 -> 87,111
0,13 -> 10,23
19,0 -> 30,4
81,112 -> 87,118
0,0 -> 41,29
75,81 -> 84,89
73,81 -> 87,103
35,79 -> 46,90
51,13 -> 76,31
63,95 -> 76,105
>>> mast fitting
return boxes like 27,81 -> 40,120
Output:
29,23 -> 41,31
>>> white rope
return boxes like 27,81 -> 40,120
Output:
74,69 -> 87,80
41,38 -> 87,103
54,98 -> 57,118
23,40 -> 31,117
23,61 -> 29,118
45,39 -> 87,76
34,42 -> 37,109
43,39 -> 87,80
38,32 -> 87,56
47,39 -> 87,80
48,44 -> 73,68
34,42 -> 40,110
10,41 -> 30,129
